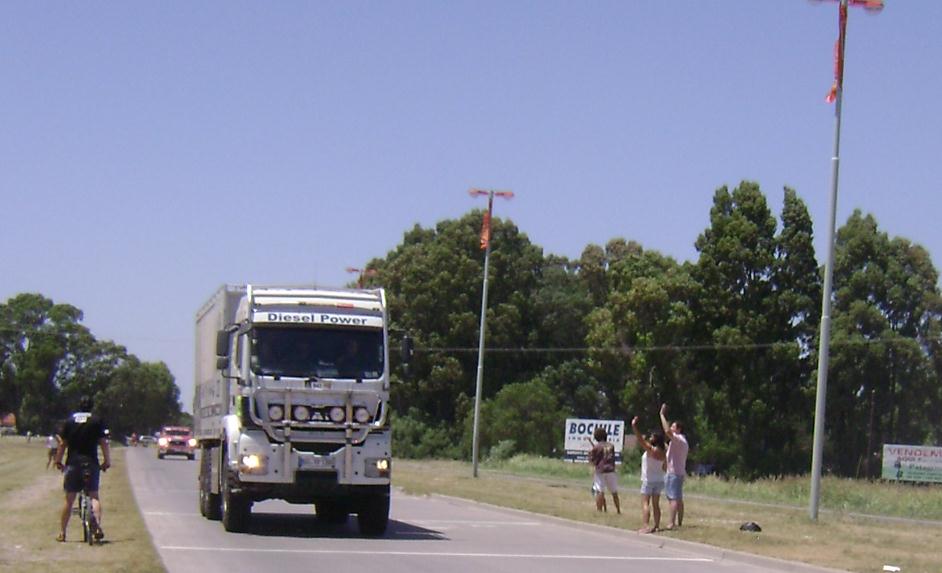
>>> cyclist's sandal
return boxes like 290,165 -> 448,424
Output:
93,527 -> 104,541
56,532 -> 66,542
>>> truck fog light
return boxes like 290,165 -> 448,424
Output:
329,406 -> 345,423
354,407 -> 371,424
293,405 -> 311,421
239,454 -> 267,473
268,405 -> 284,421
365,457 -> 391,478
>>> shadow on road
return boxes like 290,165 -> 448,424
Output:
244,513 -> 446,540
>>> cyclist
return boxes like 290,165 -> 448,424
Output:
54,395 -> 111,542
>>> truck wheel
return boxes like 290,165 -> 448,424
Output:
220,448 -> 250,532
316,501 -> 349,525
357,493 -> 389,536
199,448 -> 220,520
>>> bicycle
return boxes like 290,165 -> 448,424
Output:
74,462 -> 103,545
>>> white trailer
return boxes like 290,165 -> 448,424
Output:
194,285 -> 392,535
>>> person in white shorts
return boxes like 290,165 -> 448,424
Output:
587,426 -> 620,514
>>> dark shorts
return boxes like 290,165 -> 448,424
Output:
63,463 -> 101,493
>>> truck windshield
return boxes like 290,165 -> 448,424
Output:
251,327 -> 384,380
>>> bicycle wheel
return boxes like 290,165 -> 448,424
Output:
87,508 -> 99,546
80,494 -> 91,543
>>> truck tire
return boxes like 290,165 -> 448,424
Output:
220,447 -> 250,532
316,501 -> 349,525
199,447 -> 220,520
357,493 -> 390,536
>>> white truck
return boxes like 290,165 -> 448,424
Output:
194,285 -> 393,535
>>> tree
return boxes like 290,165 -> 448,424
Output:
584,244 -> 698,425
370,211 -> 547,428
826,211 -> 942,476
691,182 -> 817,477
460,379 -> 567,458
0,294 -> 92,432
98,358 -> 181,438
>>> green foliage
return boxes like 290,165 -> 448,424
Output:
0,293 -> 184,437
690,182 -> 819,478
392,409 -> 461,459
487,439 -> 517,461
825,210 -> 942,476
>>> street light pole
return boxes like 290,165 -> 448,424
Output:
469,188 -> 513,478
809,0 -> 883,521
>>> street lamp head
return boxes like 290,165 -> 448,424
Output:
468,188 -> 514,199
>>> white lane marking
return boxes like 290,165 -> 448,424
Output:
159,546 -> 711,562
410,520 -> 541,526
144,512 -> 202,517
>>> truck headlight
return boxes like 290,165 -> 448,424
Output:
354,407 -> 371,424
365,457 -> 390,478
158,437 -> 169,447
293,405 -> 311,422
268,405 -> 284,421
188,438 -> 197,447
329,406 -> 345,423
239,453 -> 267,474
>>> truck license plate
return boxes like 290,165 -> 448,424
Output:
299,455 -> 332,470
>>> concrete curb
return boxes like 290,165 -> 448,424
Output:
416,490 -> 851,573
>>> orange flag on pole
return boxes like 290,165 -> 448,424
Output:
479,211 -> 491,250
826,1 -> 848,103
824,0 -> 884,103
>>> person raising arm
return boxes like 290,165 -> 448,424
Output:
631,416 -> 666,533
659,403 -> 688,530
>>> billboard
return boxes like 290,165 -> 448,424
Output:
563,418 -> 626,463
882,444 -> 942,483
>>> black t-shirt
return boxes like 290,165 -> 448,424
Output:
59,412 -> 109,466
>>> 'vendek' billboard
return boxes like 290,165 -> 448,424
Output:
882,444 -> 942,483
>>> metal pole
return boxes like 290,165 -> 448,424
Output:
810,0 -> 848,521
472,192 -> 494,478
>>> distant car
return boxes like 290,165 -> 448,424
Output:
139,435 -> 156,447
157,426 -> 196,460
0,427 -> 17,436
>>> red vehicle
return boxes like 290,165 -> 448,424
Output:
157,426 -> 196,460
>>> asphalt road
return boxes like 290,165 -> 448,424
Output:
126,447 -> 835,573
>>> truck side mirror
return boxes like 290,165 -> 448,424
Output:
400,335 -> 414,365
216,356 -> 229,370
400,335 -> 414,377
216,330 -> 230,358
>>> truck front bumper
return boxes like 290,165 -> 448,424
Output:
232,429 -> 391,487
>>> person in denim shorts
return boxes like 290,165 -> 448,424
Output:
659,403 -> 688,529
54,396 -> 111,542
632,416 -> 666,533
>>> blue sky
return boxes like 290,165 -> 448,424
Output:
2,2 -> 939,412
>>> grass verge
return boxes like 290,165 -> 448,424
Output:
393,457 -> 942,573
0,437 -> 165,573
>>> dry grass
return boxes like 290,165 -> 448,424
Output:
0,437 -> 164,573
393,459 -> 942,573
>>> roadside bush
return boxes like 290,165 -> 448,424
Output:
487,439 -> 517,461
392,409 -> 461,459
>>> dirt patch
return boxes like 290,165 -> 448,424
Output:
3,470 -> 61,511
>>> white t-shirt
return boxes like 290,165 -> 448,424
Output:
666,433 -> 689,477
